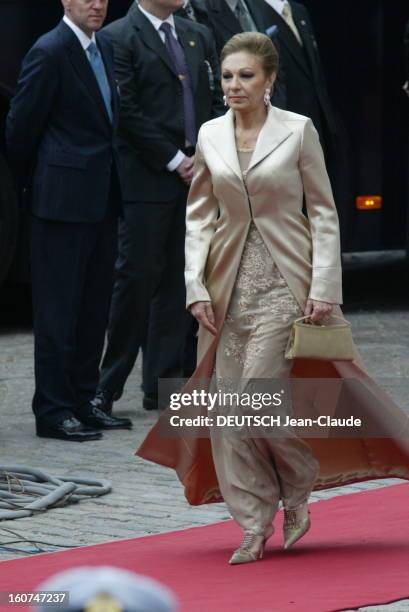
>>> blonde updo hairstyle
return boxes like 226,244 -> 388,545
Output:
220,32 -> 279,77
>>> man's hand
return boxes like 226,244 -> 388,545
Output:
176,155 -> 195,185
304,298 -> 333,323
190,300 -> 217,335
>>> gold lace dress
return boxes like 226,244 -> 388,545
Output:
209,148 -> 320,537
216,148 -> 302,380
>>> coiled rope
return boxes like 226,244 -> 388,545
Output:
0,465 -> 111,520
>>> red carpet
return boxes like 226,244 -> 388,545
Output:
1,484 -> 409,612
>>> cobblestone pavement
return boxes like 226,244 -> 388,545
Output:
1,262 -> 409,610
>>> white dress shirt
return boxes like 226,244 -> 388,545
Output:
137,3 -> 178,42
137,3 -> 186,171
63,14 -> 96,52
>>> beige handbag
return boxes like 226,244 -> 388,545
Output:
285,315 -> 354,361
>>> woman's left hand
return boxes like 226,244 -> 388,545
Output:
304,298 -> 333,323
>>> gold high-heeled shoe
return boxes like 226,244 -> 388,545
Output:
229,528 -> 274,565
283,502 -> 310,549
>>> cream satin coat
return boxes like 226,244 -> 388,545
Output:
185,104 -> 342,325
137,105 -> 409,506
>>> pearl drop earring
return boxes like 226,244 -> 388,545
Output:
264,89 -> 271,106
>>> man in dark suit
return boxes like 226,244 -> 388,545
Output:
93,0 -> 224,415
257,0 -> 349,220
255,0 -> 337,155
6,0 -> 132,441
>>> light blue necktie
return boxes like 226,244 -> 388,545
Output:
87,41 -> 113,122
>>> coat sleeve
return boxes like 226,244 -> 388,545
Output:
299,118 -> 343,304
185,130 -> 219,308
6,45 -> 59,186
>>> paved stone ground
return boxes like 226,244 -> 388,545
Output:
0,254 -> 408,611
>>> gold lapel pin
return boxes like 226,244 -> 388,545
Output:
189,40 -> 196,47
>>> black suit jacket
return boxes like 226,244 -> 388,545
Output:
6,21 -> 120,223
102,4 -> 224,203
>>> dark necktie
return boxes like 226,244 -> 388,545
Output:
87,42 -> 113,122
160,22 -> 197,146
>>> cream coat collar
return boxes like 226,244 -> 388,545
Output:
206,103 -> 293,182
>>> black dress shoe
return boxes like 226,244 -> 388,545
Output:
92,389 -> 114,416
36,417 -> 102,442
80,405 -> 133,430
143,393 -> 159,411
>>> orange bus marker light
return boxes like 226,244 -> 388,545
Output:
356,196 -> 382,210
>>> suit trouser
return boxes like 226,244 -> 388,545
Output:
99,191 -> 196,400
31,207 -> 117,425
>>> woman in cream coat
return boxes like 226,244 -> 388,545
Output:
137,33 -> 409,564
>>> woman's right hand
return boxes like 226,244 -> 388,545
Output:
190,301 -> 217,336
